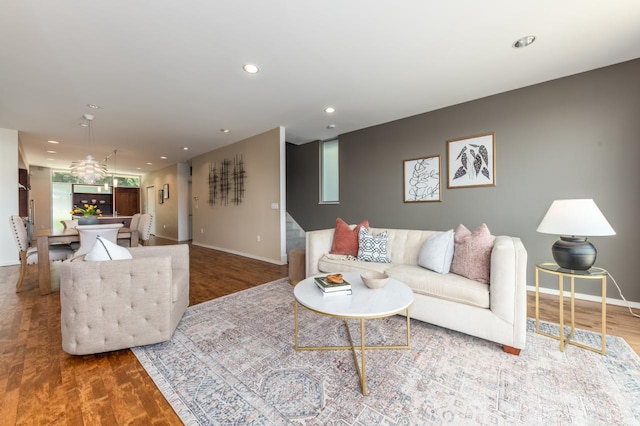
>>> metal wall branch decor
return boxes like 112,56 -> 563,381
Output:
207,155 -> 247,206
447,132 -> 496,189
403,155 -> 441,202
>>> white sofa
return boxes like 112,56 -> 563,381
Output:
306,227 -> 528,354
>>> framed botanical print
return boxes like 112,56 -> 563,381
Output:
403,155 -> 441,202
447,132 -> 496,188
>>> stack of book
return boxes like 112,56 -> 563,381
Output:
314,276 -> 352,296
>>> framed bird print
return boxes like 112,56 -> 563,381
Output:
447,132 -> 496,188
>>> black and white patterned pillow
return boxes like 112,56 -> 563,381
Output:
357,227 -> 391,263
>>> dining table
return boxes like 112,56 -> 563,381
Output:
35,227 -> 139,295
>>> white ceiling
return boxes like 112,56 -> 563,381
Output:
1,1 -> 639,176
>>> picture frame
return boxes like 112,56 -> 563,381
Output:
403,155 -> 441,202
447,132 -> 496,188
158,189 -> 164,204
163,183 -> 169,199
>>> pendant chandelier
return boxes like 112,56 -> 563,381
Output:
70,114 -> 108,184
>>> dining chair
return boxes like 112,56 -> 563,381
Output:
9,215 -> 75,292
61,219 -> 79,229
75,223 -> 124,256
61,219 -> 81,249
137,213 -> 153,245
129,213 -> 141,232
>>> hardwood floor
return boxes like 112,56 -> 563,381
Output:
0,237 -> 287,425
1,237 -> 638,425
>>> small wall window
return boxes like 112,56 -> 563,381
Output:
320,139 -> 339,203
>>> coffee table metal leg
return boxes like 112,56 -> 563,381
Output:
294,306 -> 411,396
345,319 -> 368,395
294,301 -> 299,350
360,318 -> 367,395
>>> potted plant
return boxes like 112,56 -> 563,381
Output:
71,204 -> 102,225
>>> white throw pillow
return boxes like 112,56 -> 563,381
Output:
418,229 -> 455,274
85,235 -> 133,261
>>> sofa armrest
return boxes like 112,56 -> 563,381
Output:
305,229 -> 335,276
489,236 -> 528,326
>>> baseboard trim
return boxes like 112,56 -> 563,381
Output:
527,285 -> 640,309
191,242 -> 287,266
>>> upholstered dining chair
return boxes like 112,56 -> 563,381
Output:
61,219 -> 79,229
129,213 -> 141,232
61,219 -> 81,249
75,223 -> 124,256
9,215 -> 75,292
137,213 -> 153,245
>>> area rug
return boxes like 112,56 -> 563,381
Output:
132,279 -> 640,425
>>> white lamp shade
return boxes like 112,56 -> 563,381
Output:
536,199 -> 615,237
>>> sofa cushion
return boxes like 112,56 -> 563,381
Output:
318,254 -> 391,274
386,264 -> 490,308
330,218 -> 369,256
357,227 -> 391,263
450,223 -> 495,284
418,229 -> 455,274
85,236 -> 133,262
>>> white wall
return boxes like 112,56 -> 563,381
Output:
0,128 -> 20,266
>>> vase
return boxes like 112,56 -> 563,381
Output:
78,215 -> 98,225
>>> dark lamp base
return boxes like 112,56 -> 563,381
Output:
551,236 -> 597,271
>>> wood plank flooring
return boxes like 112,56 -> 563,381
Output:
1,236 -> 638,425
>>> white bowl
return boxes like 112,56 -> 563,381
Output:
361,271 -> 389,290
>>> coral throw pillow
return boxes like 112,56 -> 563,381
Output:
450,223 -> 495,284
330,218 -> 369,257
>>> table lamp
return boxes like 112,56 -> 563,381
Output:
536,199 -> 615,270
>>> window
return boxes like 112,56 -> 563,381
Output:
53,170 -> 140,187
320,139 -> 339,203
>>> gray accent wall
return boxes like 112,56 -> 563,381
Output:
287,59 -> 640,302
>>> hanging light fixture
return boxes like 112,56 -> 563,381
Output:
70,114 -> 108,184
112,149 -> 118,188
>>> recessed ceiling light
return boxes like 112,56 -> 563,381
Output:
242,64 -> 259,74
220,129 -> 231,133
48,140 -> 59,144
136,167 -> 142,170
79,123 -> 89,127
160,156 -> 167,159
513,35 -> 536,49
87,104 -> 100,109
324,107 -> 336,114
146,162 -> 153,165
183,147 -> 189,151
327,124 -> 336,129
47,158 -> 55,161
47,150 -> 56,154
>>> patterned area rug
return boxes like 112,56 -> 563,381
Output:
132,279 -> 640,425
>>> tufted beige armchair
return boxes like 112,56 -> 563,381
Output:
60,244 -> 189,355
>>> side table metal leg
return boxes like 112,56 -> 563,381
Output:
559,275 -> 565,351
569,277 -> 576,342
601,276 -> 607,355
535,267 -> 540,333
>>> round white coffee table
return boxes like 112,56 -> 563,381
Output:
293,272 -> 414,395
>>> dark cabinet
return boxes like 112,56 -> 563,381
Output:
114,187 -> 140,216
71,184 -> 140,216
18,168 -> 29,217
